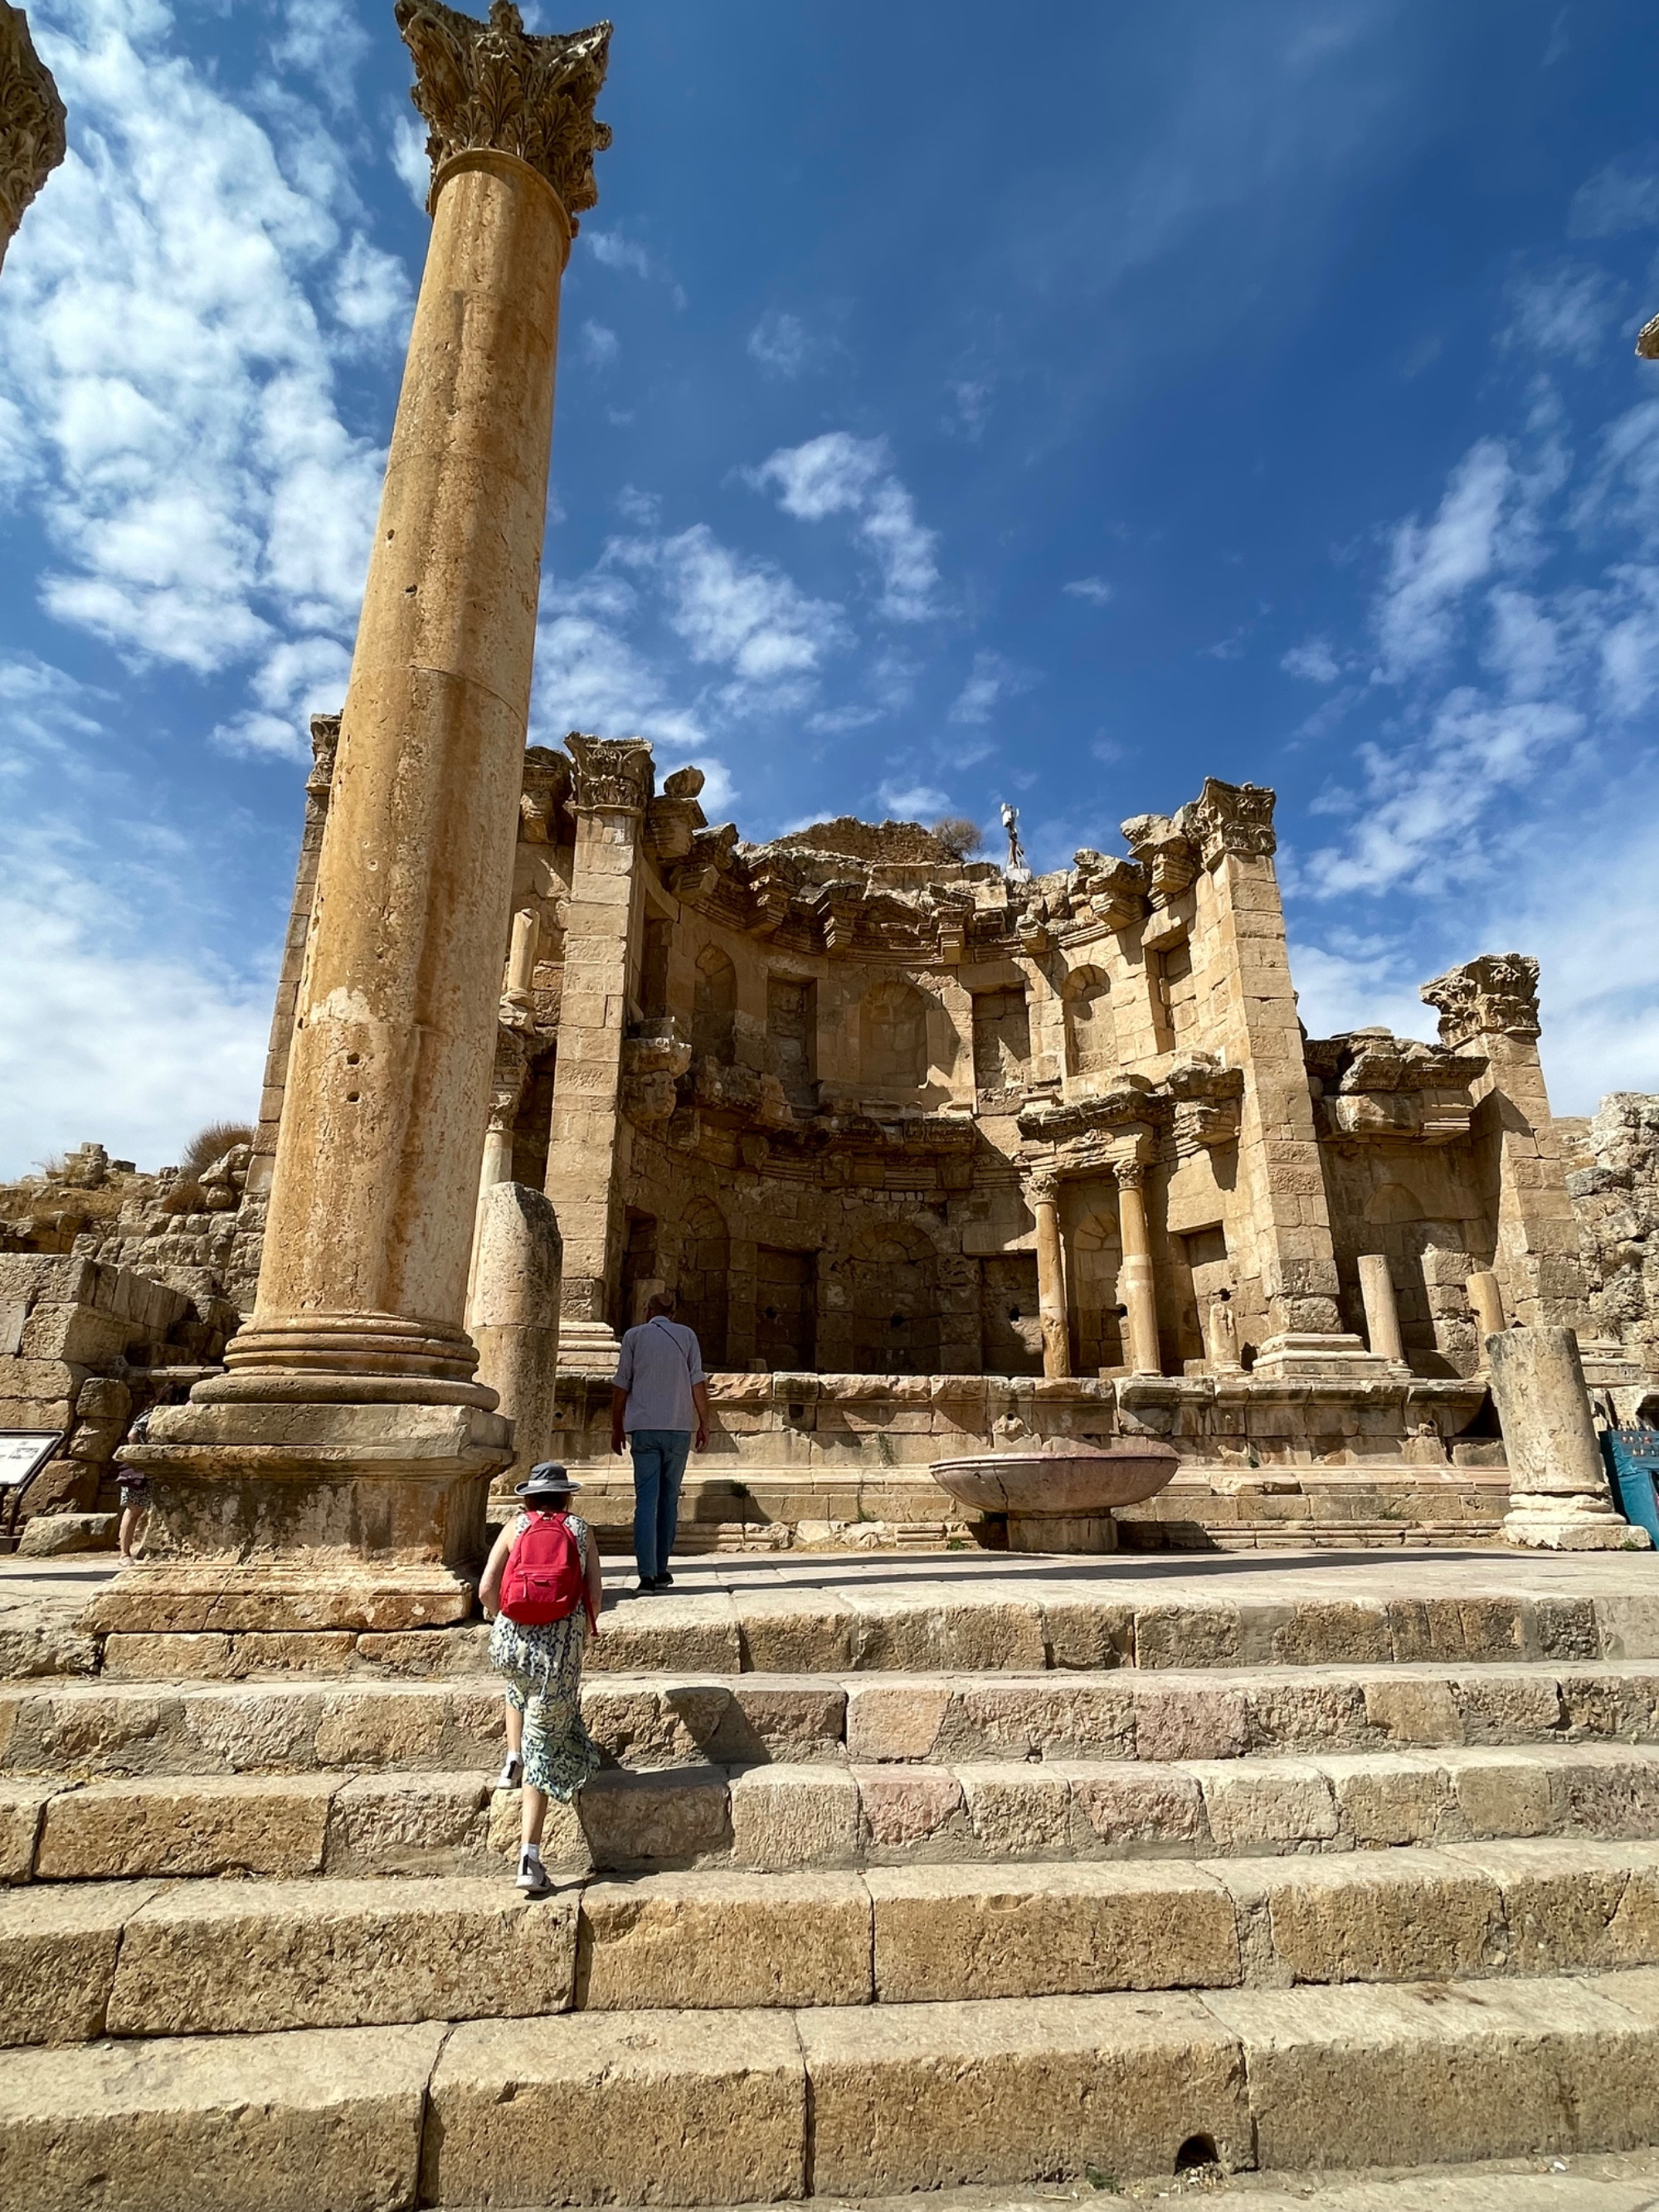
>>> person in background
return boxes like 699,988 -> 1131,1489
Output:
114,1407 -> 154,1564
610,1288 -> 708,1595
478,1461 -> 603,1897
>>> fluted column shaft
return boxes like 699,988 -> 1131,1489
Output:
226,149 -> 571,1396
1115,1162 -> 1162,1376
1029,1179 -> 1071,1380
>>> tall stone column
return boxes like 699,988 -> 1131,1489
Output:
1177,781 -> 1383,1378
97,2 -> 613,1638
1491,1327 -> 1648,1551
0,4 -> 66,277
1114,1161 -> 1162,1377
1421,955 -> 1588,1333
1028,1174 -> 1071,1379
542,735 -> 654,1372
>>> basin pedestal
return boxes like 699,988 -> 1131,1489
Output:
928,1439 -> 1180,1554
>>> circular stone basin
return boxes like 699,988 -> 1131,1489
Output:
929,1438 -> 1180,1553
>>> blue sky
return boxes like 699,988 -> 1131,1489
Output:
5,0 -> 1659,1175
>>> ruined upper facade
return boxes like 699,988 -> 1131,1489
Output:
245,727 -> 1593,1391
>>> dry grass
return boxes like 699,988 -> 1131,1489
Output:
181,1121 -> 255,1177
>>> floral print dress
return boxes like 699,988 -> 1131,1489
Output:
488,1510 -> 602,1801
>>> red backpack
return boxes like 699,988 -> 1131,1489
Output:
500,1510 -> 586,1627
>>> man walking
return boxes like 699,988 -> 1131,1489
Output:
611,1289 -> 709,1593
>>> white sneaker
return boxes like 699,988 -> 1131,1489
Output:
495,1755 -> 523,1791
515,1847 -> 552,1895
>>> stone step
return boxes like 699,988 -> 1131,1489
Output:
12,1843 -> 1659,2047
12,1655 -> 1659,1782
43,1569 -> 1659,1684
11,1971 -> 1659,2206
23,1738 -> 1659,1884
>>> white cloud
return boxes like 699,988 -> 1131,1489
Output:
747,311 -> 810,378
1374,438 -> 1514,679
0,7 -> 388,696
581,319 -> 620,368
1063,576 -> 1115,606
390,114 -> 430,209
949,649 -> 1039,725
752,431 -> 941,621
1282,636 -> 1341,682
585,229 -> 653,278
1569,153 -> 1659,239
878,780 -> 951,818
0,654 -> 273,1178
1501,263 -> 1621,364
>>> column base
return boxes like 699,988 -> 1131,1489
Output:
1252,1333 -> 1406,1381
85,1390 -> 514,1634
557,1318 -> 623,1376
1501,1493 -> 1653,1552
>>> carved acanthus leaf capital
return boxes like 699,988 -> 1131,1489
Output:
565,732 -> 654,814
393,0 -> 611,225
0,4 -> 66,263
1176,777 -> 1277,866
1025,1170 -> 1060,1207
1420,951 -> 1541,1047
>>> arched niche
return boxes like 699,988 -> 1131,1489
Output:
860,978 -> 930,1090
1063,964 -> 1116,1079
1069,1208 -> 1125,1373
1365,1182 -> 1426,1226
842,1218 -> 939,1373
675,1196 -> 730,1367
692,943 -> 737,1065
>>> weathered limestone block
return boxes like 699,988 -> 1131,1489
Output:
36,1772 -> 337,1878
106,1877 -> 577,2035
574,1766 -> 732,1869
580,1869 -> 871,2009
0,1881 -> 156,2044
1190,1757 -> 1339,1852
727,1766 -> 860,1870
868,1861 -> 1239,2001
1214,1849 -> 1504,1985
0,2022 -> 444,2212
424,2010 -> 805,2207
800,1990 -> 1250,2194
957,1761 -> 1072,1854
324,1772 -> 493,1876
855,1765 -> 966,1852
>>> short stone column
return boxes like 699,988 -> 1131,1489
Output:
96,5 -> 613,1636
1028,1174 -> 1071,1380
1489,1327 -> 1649,1550
503,908 -> 539,1013
471,1182 -> 562,1491
1467,1269 -> 1505,1363
1357,1255 -> 1408,1369
1204,1292 -> 1242,1373
1114,1161 -> 1162,1376
0,5 -> 66,276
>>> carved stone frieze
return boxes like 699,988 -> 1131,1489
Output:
393,0 -> 611,222
1176,777 -> 1277,865
1420,952 -> 1541,1047
1072,850 -> 1147,933
566,732 -> 654,814
1306,1026 -> 1485,1147
0,4 -> 66,270
621,1019 -> 692,1132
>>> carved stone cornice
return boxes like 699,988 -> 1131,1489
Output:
393,0 -> 611,223
1177,777 -> 1277,865
565,732 -> 654,815
0,4 -> 66,270
1119,813 -> 1197,904
1420,952 -> 1541,1048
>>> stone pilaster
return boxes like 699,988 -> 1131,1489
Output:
96,4 -> 612,1635
542,733 -> 654,1372
1174,779 -> 1382,1377
1420,953 -> 1588,1333
0,4 -> 66,275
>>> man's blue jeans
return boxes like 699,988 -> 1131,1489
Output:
629,1429 -> 693,1580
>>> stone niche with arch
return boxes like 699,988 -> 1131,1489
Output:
1321,1162 -> 1492,1378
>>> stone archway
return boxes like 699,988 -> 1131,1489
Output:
1068,1208 -> 1125,1372
1063,965 -> 1116,1079
860,980 -> 930,1089
692,943 -> 737,1064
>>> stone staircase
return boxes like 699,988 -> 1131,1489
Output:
9,1552 -> 1659,2208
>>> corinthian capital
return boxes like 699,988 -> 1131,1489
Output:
566,732 -> 654,813
1176,777 -> 1277,866
1420,952 -> 1540,1048
394,0 -> 611,224
0,4 -> 66,272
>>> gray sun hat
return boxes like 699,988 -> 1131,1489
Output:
516,1461 -> 581,1498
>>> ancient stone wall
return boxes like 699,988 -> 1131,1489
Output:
1564,1094 -> 1659,1366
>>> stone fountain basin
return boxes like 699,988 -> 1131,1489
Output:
929,1438 -> 1180,1518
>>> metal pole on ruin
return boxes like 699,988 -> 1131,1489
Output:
97,2 -> 611,1638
